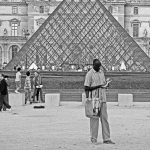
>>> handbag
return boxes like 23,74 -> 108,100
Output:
36,85 -> 43,88
85,89 -> 102,118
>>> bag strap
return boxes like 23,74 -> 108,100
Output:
89,91 -> 92,99
98,88 -> 99,98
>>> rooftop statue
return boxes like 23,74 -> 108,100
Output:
143,29 -> 148,37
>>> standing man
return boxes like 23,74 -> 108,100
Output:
33,68 -> 44,103
24,71 -> 32,104
84,59 -> 115,144
15,67 -> 21,93
0,74 -> 11,112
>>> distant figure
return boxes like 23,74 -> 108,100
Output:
24,71 -> 32,104
0,74 -> 11,112
2,74 -> 9,111
15,67 -> 21,93
32,68 -> 44,103
143,29 -> 148,37
13,66 -> 17,71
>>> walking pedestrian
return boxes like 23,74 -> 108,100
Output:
2,74 -> 9,111
0,74 -> 11,112
15,67 -> 21,93
24,71 -> 32,104
84,59 -> 115,144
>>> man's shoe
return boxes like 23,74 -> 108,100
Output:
8,108 -> 12,112
15,90 -> 20,94
91,138 -> 97,144
103,140 -> 115,144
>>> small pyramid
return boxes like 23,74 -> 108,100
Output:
29,63 -> 38,70
120,61 -> 126,70
5,0 -> 150,71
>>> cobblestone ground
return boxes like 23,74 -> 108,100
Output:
0,102 -> 150,150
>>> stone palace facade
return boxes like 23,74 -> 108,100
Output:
0,0 -> 150,69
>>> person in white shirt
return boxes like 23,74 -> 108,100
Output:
15,67 -> 21,94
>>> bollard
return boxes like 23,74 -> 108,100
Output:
45,93 -> 60,107
9,93 -> 25,106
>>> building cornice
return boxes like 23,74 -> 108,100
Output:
0,2 -> 27,6
27,1 -> 60,7
102,0 -> 126,5
134,37 -> 150,40
125,3 -> 150,6
103,3 -> 126,6
0,36 -> 27,42
125,14 -> 150,17
0,14 -> 28,16
28,13 -> 48,16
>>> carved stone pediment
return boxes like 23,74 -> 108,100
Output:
9,18 -> 21,26
131,19 -> 141,27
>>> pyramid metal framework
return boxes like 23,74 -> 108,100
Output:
5,0 -> 150,71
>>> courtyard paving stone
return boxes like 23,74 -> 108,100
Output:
0,102 -> 150,150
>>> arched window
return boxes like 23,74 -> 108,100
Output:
39,6 -> 44,13
8,45 -> 19,61
12,45 -> 18,58
133,23 -> 139,37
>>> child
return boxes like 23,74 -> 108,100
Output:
24,71 -> 32,104
15,67 -> 21,93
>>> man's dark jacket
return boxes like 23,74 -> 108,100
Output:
0,79 -> 8,95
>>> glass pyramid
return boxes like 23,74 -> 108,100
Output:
5,0 -> 150,72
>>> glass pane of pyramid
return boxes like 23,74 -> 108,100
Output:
5,0 -> 150,72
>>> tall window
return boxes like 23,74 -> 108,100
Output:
134,7 -> 138,15
11,23 -> 18,36
133,23 -> 139,37
12,45 -> 18,58
12,6 -> 18,14
39,6 -> 44,13
108,6 -> 113,13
